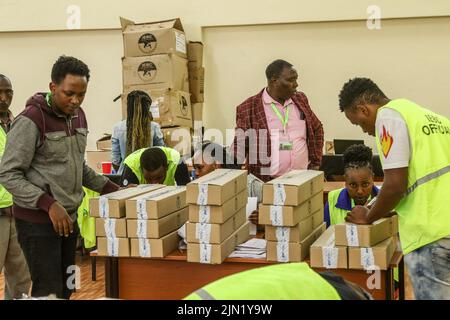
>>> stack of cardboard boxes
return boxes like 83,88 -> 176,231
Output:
260,170 -> 326,262
185,169 -> 250,264
90,184 -> 188,258
120,17 -> 193,156
310,215 -> 398,270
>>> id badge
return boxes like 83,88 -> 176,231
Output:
279,141 -> 293,150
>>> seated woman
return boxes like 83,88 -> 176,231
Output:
111,90 -> 165,174
192,141 -> 263,226
324,144 -> 379,227
120,146 -> 191,186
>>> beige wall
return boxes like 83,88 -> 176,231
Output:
0,1 -> 449,151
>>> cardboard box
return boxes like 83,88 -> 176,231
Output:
187,222 -> 250,264
187,41 -> 203,64
262,170 -> 324,206
96,134 -> 112,151
335,218 -> 393,247
97,237 -> 130,257
348,237 -> 395,270
186,206 -> 246,244
188,189 -> 248,224
86,150 -> 111,173
121,17 -> 187,58
161,126 -> 192,157
266,223 -> 326,262
130,230 -> 180,258
259,191 -> 323,226
90,185 -> 165,218
188,63 -> 204,103
95,218 -> 127,238
186,169 -> 247,205
310,226 -> 348,269
191,103 -> 203,124
127,206 -> 188,239
126,186 -> 187,219
265,209 -> 323,242
122,54 -> 189,91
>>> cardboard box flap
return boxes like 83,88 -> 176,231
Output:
121,17 -> 184,32
101,184 -> 164,200
189,169 -> 246,186
266,170 -> 323,186
130,186 -> 186,201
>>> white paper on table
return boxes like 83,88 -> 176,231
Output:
246,197 -> 258,235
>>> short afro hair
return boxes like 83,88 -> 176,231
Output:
265,59 -> 293,80
51,55 -> 90,84
338,77 -> 388,112
343,144 -> 373,173
140,147 -> 167,172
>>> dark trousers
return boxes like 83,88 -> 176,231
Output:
15,218 -> 79,299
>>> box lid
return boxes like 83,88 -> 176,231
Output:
101,184 -> 164,200
120,17 -> 184,32
265,170 -> 323,186
188,169 -> 246,186
311,226 -> 336,247
129,186 -> 186,201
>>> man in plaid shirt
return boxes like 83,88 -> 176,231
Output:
231,59 -> 324,182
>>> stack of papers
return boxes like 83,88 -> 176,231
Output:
228,238 -> 266,259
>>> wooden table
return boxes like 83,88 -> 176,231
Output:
104,249 -> 404,300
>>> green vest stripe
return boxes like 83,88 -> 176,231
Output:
194,288 -> 215,300
406,165 -> 450,195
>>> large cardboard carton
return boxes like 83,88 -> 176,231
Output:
90,185 -> 164,218
188,189 -> 248,224
95,218 -> 127,238
258,191 -> 323,226
188,63 -> 204,103
186,207 -> 246,244
97,237 -> 130,257
127,207 -> 188,239
187,222 -> 250,264
186,169 -> 247,205
335,218 -> 393,247
264,209 -> 323,242
126,186 -> 187,220
130,230 -> 180,258
86,150 -> 110,173
187,41 -> 203,64
122,54 -> 189,91
121,17 -> 187,58
96,134 -> 112,151
266,223 -> 326,262
310,226 -> 348,269
122,85 -> 192,128
262,170 -> 324,206
191,103 -> 203,124
348,237 -> 396,270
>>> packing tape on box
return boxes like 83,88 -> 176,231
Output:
276,241 -> 289,262
139,238 -> 151,258
199,205 -> 210,223
273,183 -> 286,205
137,219 -> 148,238
197,184 -> 208,205
99,196 -> 109,218
275,227 -> 290,242
136,199 -> 148,219
196,223 -> 212,243
346,224 -> 360,246
200,243 -> 212,263
361,248 -> 375,270
107,237 -> 119,257
104,218 -> 116,238
322,247 -> 339,269
270,206 -> 284,226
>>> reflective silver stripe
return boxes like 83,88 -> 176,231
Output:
406,166 -> 450,195
194,288 -> 216,300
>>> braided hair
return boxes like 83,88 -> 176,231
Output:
343,144 -> 373,174
125,90 -> 153,157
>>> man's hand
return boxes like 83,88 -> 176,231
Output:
248,210 -> 259,225
345,205 -> 371,225
48,202 -> 73,237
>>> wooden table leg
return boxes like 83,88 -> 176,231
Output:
399,257 -> 405,300
385,269 -> 393,300
105,257 -> 119,298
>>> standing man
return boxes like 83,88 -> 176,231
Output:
231,59 -> 323,182
339,77 -> 450,299
0,74 -> 31,299
0,56 -> 120,299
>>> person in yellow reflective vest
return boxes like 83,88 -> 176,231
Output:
184,262 -> 372,300
324,144 -> 379,227
120,146 -> 190,186
339,77 -> 450,300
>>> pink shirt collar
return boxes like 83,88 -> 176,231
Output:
262,88 -> 293,108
